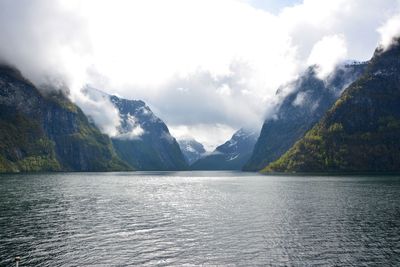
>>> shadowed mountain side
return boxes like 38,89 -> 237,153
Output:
265,39 -> 400,173
178,138 -> 206,165
243,62 -> 367,171
191,129 -> 258,170
83,87 -> 188,171
0,66 -> 129,172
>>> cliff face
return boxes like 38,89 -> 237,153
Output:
191,129 -> 258,170
82,88 -> 188,171
178,139 -> 206,165
265,40 -> 400,173
0,66 -> 129,172
244,63 -> 367,171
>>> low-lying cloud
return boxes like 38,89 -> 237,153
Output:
378,14 -> 400,50
75,88 -> 121,137
1,0 -> 400,149
307,35 -> 348,79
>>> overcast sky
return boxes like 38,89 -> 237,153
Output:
1,0 -> 400,150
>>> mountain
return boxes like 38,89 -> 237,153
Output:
83,88 -> 188,171
0,65 -> 129,172
265,39 -> 400,173
191,129 -> 258,170
178,138 -> 206,165
243,62 -> 367,171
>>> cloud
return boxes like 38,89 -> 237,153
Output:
146,64 -> 271,128
1,0 -> 400,149
74,87 -> 123,137
280,0 -> 398,60
115,113 -> 145,140
292,91 -> 309,107
81,86 -> 147,139
74,90 -> 121,137
0,0 -> 91,89
170,124 -> 236,151
307,35 -> 348,79
378,14 -> 400,50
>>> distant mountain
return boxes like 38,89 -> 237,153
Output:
178,138 -> 206,165
83,87 -> 188,171
265,39 -> 400,173
191,129 -> 258,170
243,62 -> 367,171
0,66 -> 129,172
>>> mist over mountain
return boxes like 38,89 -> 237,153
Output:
265,39 -> 400,173
243,62 -> 367,171
1,0 -> 399,147
2,2 -> 400,266
83,87 -> 188,171
178,138 -> 206,165
0,66 -> 129,172
1,1 -> 400,173
191,128 -> 258,170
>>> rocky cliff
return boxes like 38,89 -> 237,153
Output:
83,87 -> 188,171
0,66 -> 129,172
265,39 -> 400,173
178,138 -> 206,165
191,129 -> 258,170
244,62 -> 367,171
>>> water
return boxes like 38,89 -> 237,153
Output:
0,172 -> 399,266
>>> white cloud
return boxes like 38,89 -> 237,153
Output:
115,113 -> 145,140
292,91 -> 309,107
378,14 -> 400,50
216,84 -> 232,96
1,0 -> 400,148
280,0 -> 398,59
307,35 -> 348,79
170,124 -> 236,151
74,90 -> 121,137
116,126 -> 145,140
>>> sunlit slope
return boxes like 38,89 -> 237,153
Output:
265,40 -> 400,173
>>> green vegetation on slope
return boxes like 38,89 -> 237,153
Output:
264,41 -> 400,173
0,66 -> 130,173
112,139 -> 174,171
244,63 -> 367,171
45,95 -> 130,171
0,107 -> 61,172
107,93 -> 188,171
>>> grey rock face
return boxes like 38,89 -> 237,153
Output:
191,128 -> 258,170
178,138 -> 206,165
244,62 -> 368,171
83,87 -> 188,170
0,65 -> 128,172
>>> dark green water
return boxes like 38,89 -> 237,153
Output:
0,172 -> 399,266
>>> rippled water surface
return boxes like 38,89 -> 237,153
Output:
1,172 -> 400,266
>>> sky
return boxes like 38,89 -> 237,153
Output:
1,0 -> 400,150
245,0 -> 302,13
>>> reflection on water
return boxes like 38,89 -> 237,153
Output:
0,172 -> 399,266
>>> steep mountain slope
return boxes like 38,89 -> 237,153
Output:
265,39 -> 400,173
178,138 -> 206,165
191,129 -> 258,170
243,62 -> 367,171
83,88 -> 188,170
0,66 -> 129,172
